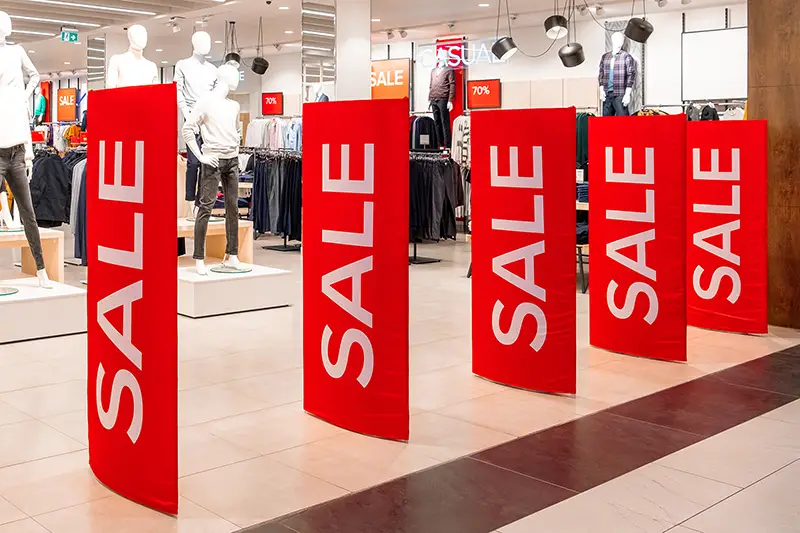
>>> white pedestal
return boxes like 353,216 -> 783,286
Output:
0,278 -> 87,344
178,265 -> 293,318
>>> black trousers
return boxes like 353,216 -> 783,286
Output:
603,95 -> 630,117
185,134 -> 203,203
431,99 -> 452,148
194,157 -> 240,260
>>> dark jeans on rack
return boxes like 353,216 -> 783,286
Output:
431,99 -> 452,148
185,134 -> 203,203
603,95 -> 630,117
0,145 -> 45,270
194,157 -> 239,260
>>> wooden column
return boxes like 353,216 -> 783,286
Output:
749,1 -> 800,327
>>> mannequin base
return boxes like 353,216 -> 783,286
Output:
178,263 -> 292,318
0,277 -> 87,343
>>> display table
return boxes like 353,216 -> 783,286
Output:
0,228 -> 64,282
177,218 -> 254,264
177,264 -> 292,318
0,278 -> 86,343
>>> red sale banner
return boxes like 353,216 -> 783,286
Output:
471,108 -> 577,393
687,121 -> 768,334
467,79 -> 502,110
303,98 -> 410,441
589,115 -> 687,362
261,92 -> 284,115
86,84 -> 178,514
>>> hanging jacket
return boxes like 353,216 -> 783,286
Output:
30,154 -> 71,227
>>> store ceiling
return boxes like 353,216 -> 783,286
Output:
10,0 -> 741,75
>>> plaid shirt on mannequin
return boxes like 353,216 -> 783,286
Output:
598,51 -> 636,96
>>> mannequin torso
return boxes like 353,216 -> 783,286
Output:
107,50 -> 158,88
175,54 -> 217,117
0,42 -> 40,148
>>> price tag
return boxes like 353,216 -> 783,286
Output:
576,169 -> 585,183
420,134 -> 430,146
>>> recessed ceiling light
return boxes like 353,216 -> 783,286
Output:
371,18 -> 381,22
27,0 -> 156,15
478,2 -> 490,6
13,30 -> 56,36
64,61 -> 71,65
28,49 -> 35,53
156,49 -> 163,52
214,40 -> 222,43
10,15 -> 100,27
285,30 -> 294,34
278,6 -> 289,9
161,60 -> 168,64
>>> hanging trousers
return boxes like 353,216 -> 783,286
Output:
0,145 -> 46,271
185,134 -> 204,203
194,157 -> 240,260
431,99 -> 452,148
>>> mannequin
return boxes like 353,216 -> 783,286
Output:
312,83 -> 329,102
599,32 -> 636,117
175,31 -> 218,216
107,25 -> 158,89
33,86 -> 45,125
429,49 -> 455,147
0,11 -> 51,288
181,65 -> 244,275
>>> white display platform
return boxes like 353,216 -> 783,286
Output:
178,264 -> 292,318
0,278 -> 87,344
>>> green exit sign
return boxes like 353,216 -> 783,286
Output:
61,29 -> 78,43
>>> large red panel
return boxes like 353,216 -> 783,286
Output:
86,83 -> 178,514
589,115 -> 687,362
471,108 -> 577,393
687,121 -> 768,334
302,98 -> 410,441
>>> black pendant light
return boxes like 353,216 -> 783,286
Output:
251,17 -> 269,75
492,36 -> 518,61
544,15 -> 568,40
558,0 -> 584,67
491,0 -> 519,61
224,21 -> 242,67
625,0 -> 654,43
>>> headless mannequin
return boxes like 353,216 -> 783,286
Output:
312,83 -> 329,102
175,31 -> 217,218
107,25 -> 158,89
0,11 -> 50,288
429,49 -> 456,148
182,65 -> 243,275
599,32 -> 633,115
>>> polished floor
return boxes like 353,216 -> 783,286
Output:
0,236 -> 798,533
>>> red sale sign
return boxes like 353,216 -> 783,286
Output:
86,84 -> 178,514
467,79 -> 502,110
303,98 -> 410,441
687,121 -> 768,334
262,92 -> 284,115
471,108 -> 577,393
589,115 -> 687,362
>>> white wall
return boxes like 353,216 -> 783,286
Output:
259,53 -> 302,115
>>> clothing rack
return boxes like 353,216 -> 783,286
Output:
248,148 -> 303,252
408,150 -> 458,265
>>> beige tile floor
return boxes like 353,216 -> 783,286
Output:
0,235 -> 798,532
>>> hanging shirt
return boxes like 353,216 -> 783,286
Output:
0,43 -> 40,149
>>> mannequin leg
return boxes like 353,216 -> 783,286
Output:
602,97 -> 614,117
193,162 -> 218,273
220,158 -> 241,265
431,100 -> 445,148
612,97 -> 630,117
0,145 -> 50,287
185,134 -> 203,208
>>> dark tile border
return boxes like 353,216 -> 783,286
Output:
242,346 -> 800,533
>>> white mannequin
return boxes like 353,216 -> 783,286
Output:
33,86 -> 45,123
107,25 -> 158,89
0,11 -> 51,288
175,31 -> 218,217
182,65 -> 242,275
312,82 -> 329,102
430,49 -> 454,112
599,32 -> 633,107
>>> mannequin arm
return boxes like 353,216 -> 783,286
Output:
599,87 -> 606,101
107,57 -> 119,89
174,65 -> 191,119
181,104 -> 219,168
622,87 -> 633,107
623,53 -> 635,106
20,50 -> 40,101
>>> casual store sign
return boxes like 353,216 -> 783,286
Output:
303,98 -> 410,441
589,115 -> 688,362
261,92 -> 284,115
370,59 -> 411,100
467,79 -> 501,109
471,107 -> 577,394
686,121 -> 768,334
87,83 -> 178,515
417,38 -> 504,69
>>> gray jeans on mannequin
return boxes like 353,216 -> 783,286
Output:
193,157 -> 240,260
0,145 -> 45,271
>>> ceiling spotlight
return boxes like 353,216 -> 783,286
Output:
595,4 -> 605,15
399,29 -> 408,38
578,5 -> 589,15
544,14 -> 568,39
625,17 -> 654,42
171,23 -> 181,33
657,0 -> 668,6
387,30 -> 395,39
491,36 -> 518,61
558,42 -> 585,67
681,0 -> 692,4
